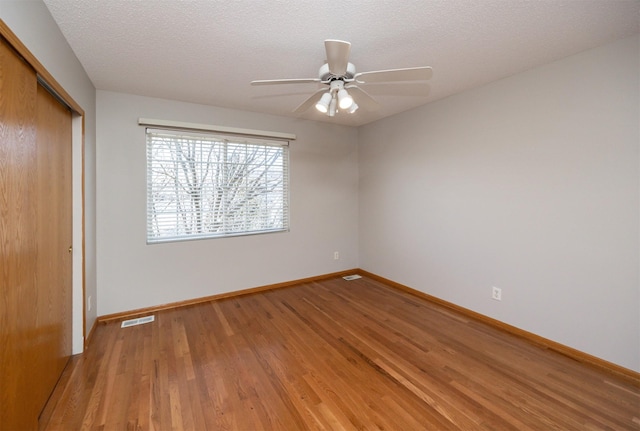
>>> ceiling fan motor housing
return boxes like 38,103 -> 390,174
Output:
319,62 -> 356,82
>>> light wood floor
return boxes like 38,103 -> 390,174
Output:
42,276 -> 639,430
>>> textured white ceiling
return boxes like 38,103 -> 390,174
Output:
43,0 -> 639,127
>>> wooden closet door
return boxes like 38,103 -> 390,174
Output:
0,36 -> 39,431
0,37 -> 72,430
34,81 -> 73,418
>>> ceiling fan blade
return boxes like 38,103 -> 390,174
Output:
324,39 -> 351,76
293,89 -> 326,113
345,85 -> 379,111
251,78 -> 321,86
355,66 -> 433,84
361,82 -> 431,97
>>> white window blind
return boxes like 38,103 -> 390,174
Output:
146,128 -> 290,243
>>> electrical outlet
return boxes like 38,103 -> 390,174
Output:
87,295 -> 92,312
492,286 -> 502,301
334,251 -> 340,260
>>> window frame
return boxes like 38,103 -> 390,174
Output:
145,126 -> 291,244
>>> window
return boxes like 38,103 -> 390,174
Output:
146,128 -> 289,243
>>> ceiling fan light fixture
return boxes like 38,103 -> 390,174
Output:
337,88 -> 353,110
315,92 -> 332,113
347,102 -> 359,114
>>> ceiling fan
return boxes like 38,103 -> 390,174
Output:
251,40 -> 432,117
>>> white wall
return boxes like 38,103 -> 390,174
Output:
96,91 -> 358,316
359,35 -> 639,371
1,0 -> 97,354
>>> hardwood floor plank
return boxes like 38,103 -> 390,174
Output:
43,276 -> 640,430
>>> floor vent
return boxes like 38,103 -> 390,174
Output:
342,274 -> 362,281
121,315 -> 155,328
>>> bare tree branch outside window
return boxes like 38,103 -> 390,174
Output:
146,130 -> 289,243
